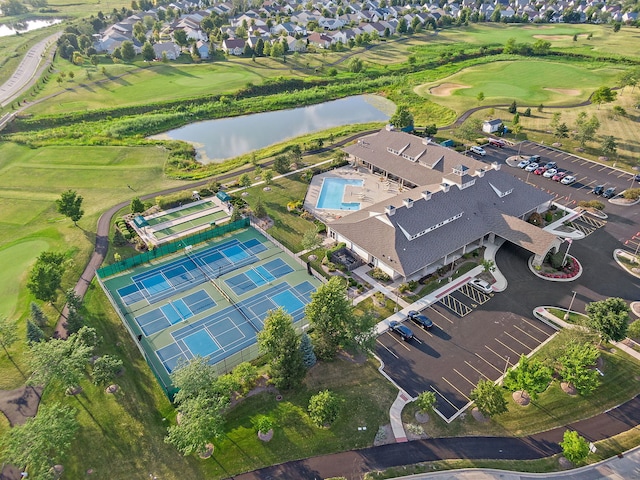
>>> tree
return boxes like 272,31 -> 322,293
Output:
255,38 -> 264,56
230,362 -> 259,395
142,41 -> 155,61
482,259 -> 496,273
258,308 -> 305,390
573,113 -> 600,148
560,430 -> 590,464
424,124 -> 438,136
91,354 -> 124,386
305,277 -> 376,359
263,169 -> 274,185
239,173 -> 252,188
2,0 -> 28,15
523,107 -> 531,117
504,355 -> 552,400
2,403 -> 79,479
613,22 -> 621,33
121,40 -> 136,62
513,113 -> 520,125
302,228 -> 322,251
308,389 -> 341,427
30,302 -> 48,327
165,394 -> 225,456
348,57 -> 364,73
273,154 -> 291,174
550,112 -> 562,130
415,391 -> 437,413
469,379 -> 508,417
65,288 -> 82,312
559,342 -> 600,395
456,118 -> 482,148
299,333 -> 317,368
601,135 -> 617,156
253,198 -> 267,219
508,100 -> 517,114
585,297 -> 630,343
27,251 -> 66,304
554,122 -> 569,139
591,86 -> 617,109
532,39 -> 551,55
628,319 -> 640,339
389,105 -> 414,130
26,320 -> 45,344
65,308 -> 84,334
171,356 -> 224,405
476,91 -> 485,103
397,17 -> 408,34
27,327 -> 95,390
0,317 -> 18,358
56,189 -> 84,225
130,197 -> 145,214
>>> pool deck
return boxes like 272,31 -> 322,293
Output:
304,166 -> 398,224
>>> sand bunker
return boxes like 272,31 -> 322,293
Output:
544,87 -> 580,96
429,83 -> 471,96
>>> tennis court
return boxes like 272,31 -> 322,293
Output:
146,201 -> 212,226
99,226 -> 323,392
154,210 -> 229,239
155,280 -> 316,373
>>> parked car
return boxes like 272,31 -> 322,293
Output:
634,174 -> 640,183
543,168 -> 558,178
602,187 -> 616,198
517,158 -> 531,168
488,138 -> 506,148
544,161 -> 558,170
534,166 -> 548,175
389,321 -> 414,341
525,162 -> 539,172
552,171 -> 568,181
470,278 -> 493,293
529,155 -> 541,163
469,146 -> 486,156
561,175 -> 577,185
407,310 -> 433,330
592,185 -> 605,195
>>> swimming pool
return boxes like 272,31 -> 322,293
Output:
316,178 -> 364,210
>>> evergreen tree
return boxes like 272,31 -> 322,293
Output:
26,320 -> 45,344
30,302 -> 48,327
65,308 -> 84,335
508,101 -> 517,114
130,197 -> 145,213
253,198 -> 267,218
299,333 -> 317,368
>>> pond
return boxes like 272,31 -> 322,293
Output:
0,19 -> 62,37
151,94 -> 394,163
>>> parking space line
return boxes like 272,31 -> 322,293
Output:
465,361 -> 490,380
519,317 -> 551,335
430,385 -> 460,411
598,166 -> 608,172
607,170 -> 618,176
413,337 -> 423,345
589,163 -> 599,169
427,306 -> 454,324
485,344 -> 509,362
442,376 -> 471,401
495,337 -> 523,356
513,324 -> 546,343
475,353 -> 503,374
387,333 -> 412,351
503,331 -> 533,350
376,339 -> 398,359
453,368 -> 478,388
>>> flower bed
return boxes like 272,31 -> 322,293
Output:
537,256 -> 581,279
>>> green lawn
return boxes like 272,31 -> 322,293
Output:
414,59 -> 622,114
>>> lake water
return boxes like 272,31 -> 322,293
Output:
152,95 -> 393,163
0,19 -> 62,37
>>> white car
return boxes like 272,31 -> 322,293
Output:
561,175 -> 576,185
469,278 -> 493,293
469,146 -> 486,157
524,162 -> 539,172
543,168 -> 558,178
517,158 -> 531,168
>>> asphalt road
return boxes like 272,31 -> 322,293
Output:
0,32 -> 61,108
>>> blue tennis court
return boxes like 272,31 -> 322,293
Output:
155,280 -> 316,373
135,289 -> 217,336
224,258 -> 295,296
116,237 -> 268,306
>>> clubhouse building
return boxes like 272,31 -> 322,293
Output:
324,127 -> 561,281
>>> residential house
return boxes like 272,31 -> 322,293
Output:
222,37 -> 246,55
153,42 -> 181,60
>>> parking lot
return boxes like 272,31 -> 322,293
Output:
376,283 -> 557,421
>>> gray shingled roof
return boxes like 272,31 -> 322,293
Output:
330,168 -> 553,277
343,129 -> 487,187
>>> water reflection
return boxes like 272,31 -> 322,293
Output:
0,19 -> 62,37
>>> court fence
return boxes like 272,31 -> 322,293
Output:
249,217 -> 327,285
97,218 -> 250,279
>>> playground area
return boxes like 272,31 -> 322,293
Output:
129,196 -> 232,246
98,226 -> 321,392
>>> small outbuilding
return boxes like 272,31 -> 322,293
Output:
482,119 -> 503,134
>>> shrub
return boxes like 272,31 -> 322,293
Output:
548,250 -> 565,269
155,190 -> 195,210
415,391 -> 437,413
578,200 -> 605,210
398,283 -> 409,294
253,415 -> 275,434
527,212 -> 543,226
370,268 -> 391,282
408,280 -> 418,291
308,390 -> 341,427
545,212 -> 553,222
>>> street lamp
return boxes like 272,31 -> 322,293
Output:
561,237 -> 573,267
564,290 -> 577,321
